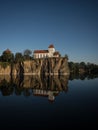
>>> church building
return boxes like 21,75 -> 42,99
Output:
33,44 -> 60,58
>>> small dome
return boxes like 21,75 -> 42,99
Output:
48,44 -> 54,48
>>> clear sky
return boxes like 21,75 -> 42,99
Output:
0,0 -> 98,64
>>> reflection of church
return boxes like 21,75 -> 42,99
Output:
33,89 -> 59,101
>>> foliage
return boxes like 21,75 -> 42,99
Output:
68,61 -> 98,74
15,52 -> 24,63
64,54 -> 69,60
1,49 -> 14,63
23,49 -> 32,56
23,49 -> 32,60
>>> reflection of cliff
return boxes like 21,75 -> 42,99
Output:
0,76 -> 13,96
22,76 -> 68,91
0,75 -> 69,101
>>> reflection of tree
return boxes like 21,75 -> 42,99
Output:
14,84 -> 24,96
23,89 -> 31,97
0,79 -> 14,96
69,73 -> 98,80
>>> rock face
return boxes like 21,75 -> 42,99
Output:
0,57 -> 70,75
0,65 -> 11,75
23,57 -> 69,75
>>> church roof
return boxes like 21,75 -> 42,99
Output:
53,51 -> 60,55
48,44 -> 54,48
34,50 -> 48,53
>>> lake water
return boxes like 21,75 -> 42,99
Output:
0,75 -> 97,129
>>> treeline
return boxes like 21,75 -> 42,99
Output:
69,61 -> 98,75
0,49 -> 32,63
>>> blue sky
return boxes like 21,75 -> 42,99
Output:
0,0 -> 98,63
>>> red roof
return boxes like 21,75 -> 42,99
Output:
48,44 -> 54,48
34,50 -> 48,53
53,51 -> 60,55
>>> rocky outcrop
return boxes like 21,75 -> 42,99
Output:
41,57 -> 69,75
12,62 -> 24,75
0,57 -> 70,75
0,65 -> 11,75
23,60 -> 42,75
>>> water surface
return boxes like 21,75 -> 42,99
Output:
0,75 -> 97,129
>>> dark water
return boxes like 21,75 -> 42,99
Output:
0,75 -> 97,129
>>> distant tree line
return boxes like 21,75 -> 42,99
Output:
68,61 -> 98,75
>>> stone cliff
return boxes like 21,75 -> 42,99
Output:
0,57 -> 70,75
0,64 -> 11,75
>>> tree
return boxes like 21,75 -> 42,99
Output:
68,62 -> 79,73
1,49 -> 14,62
15,52 -> 23,63
79,62 -> 86,69
23,49 -> 32,60
64,54 -> 69,60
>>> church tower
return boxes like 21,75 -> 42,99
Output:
48,44 -> 55,57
